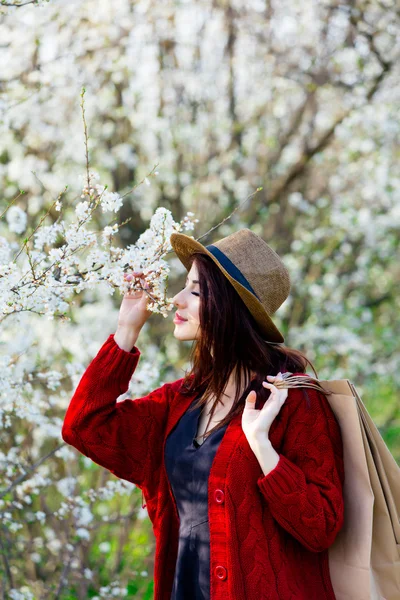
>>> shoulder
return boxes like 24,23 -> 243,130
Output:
159,375 -> 192,401
279,374 -> 344,475
281,374 -> 342,446
166,376 -> 187,394
283,373 -> 336,421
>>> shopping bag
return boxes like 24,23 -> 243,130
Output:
280,374 -> 400,600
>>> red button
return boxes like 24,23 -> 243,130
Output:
214,489 -> 224,504
215,565 -> 227,580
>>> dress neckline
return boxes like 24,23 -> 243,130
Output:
191,399 -> 229,450
192,402 -> 209,449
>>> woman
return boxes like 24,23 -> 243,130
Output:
62,228 -> 345,600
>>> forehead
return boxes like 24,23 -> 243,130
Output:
187,261 -> 199,277
186,262 -> 199,282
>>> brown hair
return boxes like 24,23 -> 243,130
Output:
179,252 -> 319,439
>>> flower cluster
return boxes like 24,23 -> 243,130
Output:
1,175 -> 198,323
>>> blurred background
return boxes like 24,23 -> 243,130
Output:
0,0 -> 399,597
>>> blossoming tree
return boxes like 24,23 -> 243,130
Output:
1,0 -> 399,597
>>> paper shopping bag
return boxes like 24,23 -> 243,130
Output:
348,381 -> 400,599
281,374 -> 400,600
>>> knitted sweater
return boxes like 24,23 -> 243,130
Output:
62,334 -> 345,600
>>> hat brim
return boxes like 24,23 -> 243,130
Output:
170,232 -> 285,343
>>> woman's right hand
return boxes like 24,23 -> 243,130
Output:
118,270 -> 155,332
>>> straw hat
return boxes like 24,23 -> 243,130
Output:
169,228 -> 291,343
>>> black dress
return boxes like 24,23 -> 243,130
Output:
164,396 -> 229,600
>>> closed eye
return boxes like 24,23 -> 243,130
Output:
181,286 -> 199,296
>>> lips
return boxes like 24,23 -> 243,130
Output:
175,313 -> 187,322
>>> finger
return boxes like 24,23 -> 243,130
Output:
140,279 -> 150,290
132,269 -> 155,276
262,381 -> 277,391
263,382 -> 287,406
245,390 -> 257,406
267,373 -> 282,380
262,382 -> 284,401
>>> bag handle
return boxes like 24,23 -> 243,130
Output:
275,372 -> 333,396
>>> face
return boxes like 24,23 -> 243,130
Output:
171,261 -> 201,341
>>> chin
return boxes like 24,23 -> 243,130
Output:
174,331 -> 194,340
173,326 -> 197,341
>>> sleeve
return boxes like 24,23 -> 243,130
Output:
61,333 -> 174,489
257,384 -> 345,552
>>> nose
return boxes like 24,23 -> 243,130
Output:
172,288 -> 185,308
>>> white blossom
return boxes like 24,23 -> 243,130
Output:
75,200 -> 91,221
6,206 -> 27,234
100,191 -> 123,213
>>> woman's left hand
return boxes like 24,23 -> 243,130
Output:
241,373 -> 288,444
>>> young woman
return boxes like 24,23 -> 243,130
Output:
62,228 -> 345,600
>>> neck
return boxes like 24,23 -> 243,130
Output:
220,365 -> 256,406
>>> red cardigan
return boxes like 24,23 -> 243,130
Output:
62,334 -> 345,600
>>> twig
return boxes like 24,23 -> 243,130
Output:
163,186 -> 263,257
1,0 -> 39,6
0,190 -> 26,220
80,88 -> 91,193
0,443 -> 64,499
11,187 -> 67,264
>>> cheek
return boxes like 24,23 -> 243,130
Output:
189,298 -> 200,319
194,301 -> 201,320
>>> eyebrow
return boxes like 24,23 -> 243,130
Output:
186,277 -> 199,284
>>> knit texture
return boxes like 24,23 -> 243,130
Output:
62,334 -> 345,600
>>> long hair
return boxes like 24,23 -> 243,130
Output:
179,252 -> 319,439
